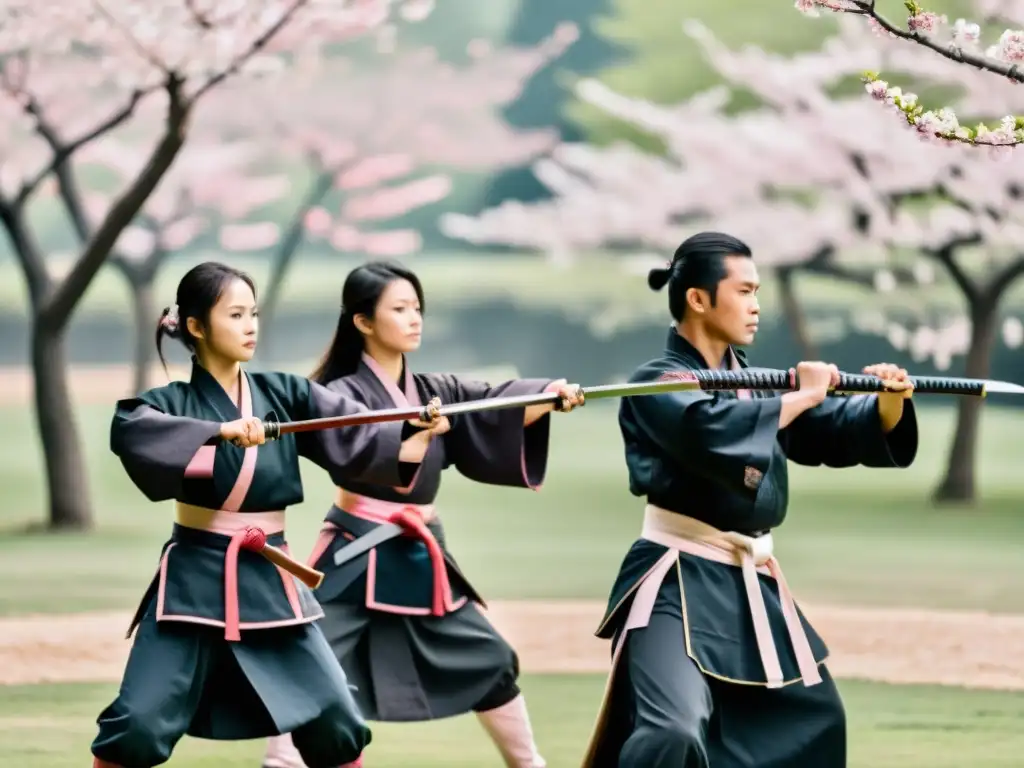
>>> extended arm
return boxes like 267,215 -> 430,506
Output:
781,394 -> 918,468
295,380 -> 428,487
110,397 -> 221,502
443,375 -> 559,489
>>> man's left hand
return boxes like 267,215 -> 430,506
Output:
863,362 -> 913,433
862,363 -> 914,399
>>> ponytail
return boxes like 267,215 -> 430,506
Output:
647,265 -> 672,291
155,305 -> 181,378
309,309 -> 366,384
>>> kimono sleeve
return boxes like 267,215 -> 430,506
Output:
441,375 -> 555,489
628,379 -> 784,497
109,393 -> 221,502
293,378 -> 415,488
781,395 -> 918,469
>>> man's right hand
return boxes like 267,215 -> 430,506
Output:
794,361 -> 840,405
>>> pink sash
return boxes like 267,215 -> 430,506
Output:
168,371 -> 303,641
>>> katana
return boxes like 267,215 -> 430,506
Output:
318,368 -> 1023,569
261,369 -> 1024,441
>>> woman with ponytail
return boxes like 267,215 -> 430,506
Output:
580,231 -> 918,768
92,261 -> 447,768
263,259 -> 584,768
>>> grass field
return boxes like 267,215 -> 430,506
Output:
4,676 -> 1024,767
1,399 -> 1022,616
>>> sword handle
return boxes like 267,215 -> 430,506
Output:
692,369 -> 986,397
692,369 -> 793,391
835,374 -> 985,397
264,421 -> 281,441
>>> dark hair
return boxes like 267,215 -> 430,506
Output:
155,261 -> 257,375
648,231 -> 752,321
310,260 -> 425,384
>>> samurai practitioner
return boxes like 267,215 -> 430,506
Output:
581,232 -> 919,768
91,262 -> 447,768
261,260 -> 585,768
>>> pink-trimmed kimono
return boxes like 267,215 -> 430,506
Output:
91,360 -> 419,768
305,353 -> 558,722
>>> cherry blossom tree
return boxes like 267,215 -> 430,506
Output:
684,17 -> 1024,502
444,16 -> 1024,503
202,22 -> 579,354
0,0 -> 424,531
71,137 -> 284,395
794,0 -> 1024,146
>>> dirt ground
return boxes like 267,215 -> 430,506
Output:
0,364 -> 185,406
2,366 -> 1022,692
1,600 -> 1023,690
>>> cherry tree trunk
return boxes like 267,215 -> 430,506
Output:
931,301 -> 998,505
257,171 -> 335,362
128,273 -> 157,395
31,317 -> 93,530
775,266 -> 817,359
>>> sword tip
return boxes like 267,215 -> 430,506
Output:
982,379 -> 1024,395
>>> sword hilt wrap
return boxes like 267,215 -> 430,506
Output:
691,369 -> 793,391
837,374 -> 984,396
264,421 -> 281,441
690,369 -> 986,397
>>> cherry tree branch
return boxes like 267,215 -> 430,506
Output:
190,0 -> 308,103
0,198 -> 51,307
800,249 -> 917,287
41,73 -> 190,328
811,0 -> 1024,83
91,0 -> 172,74
17,87 -> 155,206
928,239 -> 980,304
260,159 -> 336,323
185,0 -> 216,29
983,254 -> 1024,303
798,1 -> 1024,145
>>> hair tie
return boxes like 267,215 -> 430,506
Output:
161,304 -> 179,332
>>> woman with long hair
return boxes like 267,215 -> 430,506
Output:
92,261 -> 445,768
262,260 -> 584,768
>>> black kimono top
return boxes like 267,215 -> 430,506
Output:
111,359 -> 417,637
596,329 -> 920,685
618,329 -> 919,534
310,352 -> 556,614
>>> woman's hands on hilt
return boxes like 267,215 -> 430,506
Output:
549,379 -> 585,413
220,417 -> 266,448
407,396 -> 451,436
401,396 -> 450,462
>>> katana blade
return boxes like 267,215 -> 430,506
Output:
978,379 -> 1024,395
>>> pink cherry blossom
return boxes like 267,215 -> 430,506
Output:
446,11 -> 1024,372
195,23 -> 577,320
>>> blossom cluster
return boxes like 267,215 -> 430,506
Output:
793,0 -> 1024,149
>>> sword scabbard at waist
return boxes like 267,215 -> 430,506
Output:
174,503 -> 321,641
335,489 -> 454,616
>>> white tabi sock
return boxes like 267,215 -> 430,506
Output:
475,694 -> 547,768
262,734 -> 309,768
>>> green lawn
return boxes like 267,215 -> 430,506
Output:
1,400 -> 1022,615
4,676 -> 1023,767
